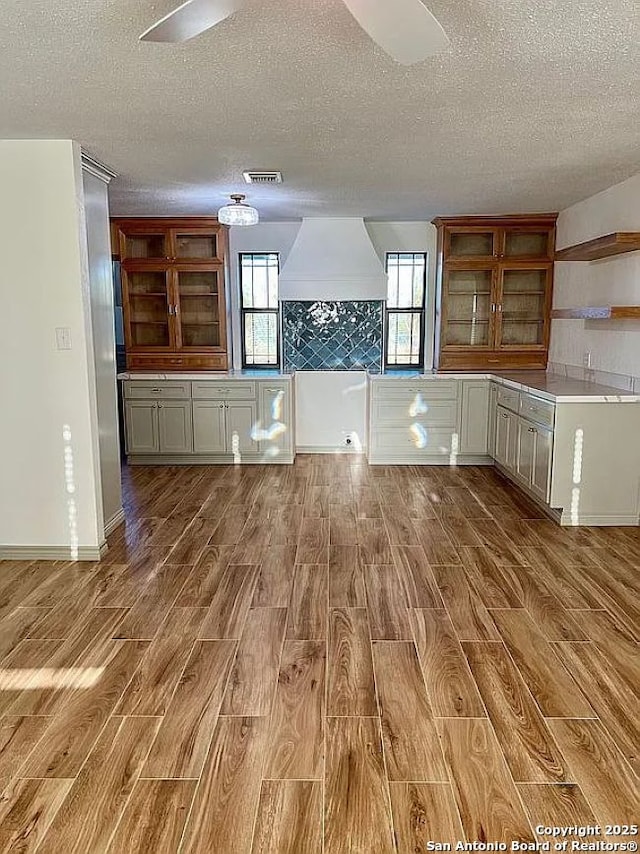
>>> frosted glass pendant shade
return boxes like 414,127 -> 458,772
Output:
217,194 -> 259,226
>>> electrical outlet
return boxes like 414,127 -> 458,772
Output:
582,351 -> 591,369
55,327 -> 72,350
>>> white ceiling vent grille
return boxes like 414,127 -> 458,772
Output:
243,171 -> 283,185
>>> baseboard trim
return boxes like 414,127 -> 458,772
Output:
368,454 -> 493,466
296,445 -> 367,455
0,543 -> 107,562
127,454 -> 294,466
104,508 -> 125,538
559,513 -> 640,527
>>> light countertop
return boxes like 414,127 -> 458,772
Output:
370,370 -> 640,403
118,369 -> 639,403
118,370 -> 293,380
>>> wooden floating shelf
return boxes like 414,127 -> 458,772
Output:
555,232 -> 640,261
551,306 -> 640,320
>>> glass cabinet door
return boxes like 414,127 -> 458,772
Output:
123,270 -> 172,348
445,228 -> 498,260
170,229 -> 221,262
497,267 -> 550,348
442,269 -> 494,347
503,228 -> 553,260
120,231 -> 167,260
174,267 -> 223,349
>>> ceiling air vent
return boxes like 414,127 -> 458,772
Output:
243,171 -> 283,185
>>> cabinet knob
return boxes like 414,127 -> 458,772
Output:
528,426 -> 537,433
501,413 -> 508,419
219,404 -> 224,409
158,403 -> 163,408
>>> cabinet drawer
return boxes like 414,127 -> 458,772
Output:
372,399 -> 458,428
192,381 -> 256,400
496,386 -> 519,413
126,353 -> 228,371
123,381 -> 191,400
372,426 -> 457,455
519,393 -> 555,428
372,380 -> 459,401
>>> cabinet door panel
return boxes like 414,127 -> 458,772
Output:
125,402 -> 159,453
488,383 -> 498,458
157,401 -> 193,453
495,407 -> 516,473
503,228 -> 554,260
170,228 -> 222,261
193,401 -> 227,453
445,228 -> 498,260
531,425 -> 553,502
459,381 -> 490,455
258,384 -> 292,457
122,269 -> 173,349
442,268 -> 495,348
174,267 -> 224,350
226,402 -> 259,455
496,266 -> 552,349
516,418 -> 536,485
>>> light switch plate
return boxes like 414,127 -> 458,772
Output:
55,327 -> 72,350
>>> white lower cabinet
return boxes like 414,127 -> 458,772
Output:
497,404 -> 554,504
125,401 -> 159,454
123,378 -> 293,463
157,401 -> 193,453
226,402 -> 259,455
193,401 -> 227,453
125,400 -> 192,454
459,381 -> 490,455
258,383 -> 293,459
488,382 -> 498,458
494,405 -> 518,472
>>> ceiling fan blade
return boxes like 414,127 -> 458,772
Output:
139,0 -> 244,42
340,0 -> 449,65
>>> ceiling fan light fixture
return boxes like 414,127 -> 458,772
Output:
217,193 -> 259,226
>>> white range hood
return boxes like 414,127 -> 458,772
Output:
279,217 -> 388,301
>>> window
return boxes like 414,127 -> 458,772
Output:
384,252 -> 427,368
239,253 -> 280,368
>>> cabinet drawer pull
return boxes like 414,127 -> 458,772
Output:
151,387 -> 162,393
488,359 -> 500,363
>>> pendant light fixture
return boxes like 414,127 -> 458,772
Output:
217,193 -> 259,226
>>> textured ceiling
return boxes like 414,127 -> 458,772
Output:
1,0 -> 639,219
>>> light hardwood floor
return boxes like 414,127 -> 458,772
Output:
0,457 -> 638,852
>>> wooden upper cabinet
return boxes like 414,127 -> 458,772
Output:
433,214 -> 557,371
113,218 -> 229,372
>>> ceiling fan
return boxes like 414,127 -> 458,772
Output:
139,0 -> 449,66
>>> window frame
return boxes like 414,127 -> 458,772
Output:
239,252 -> 281,370
384,251 -> 428,370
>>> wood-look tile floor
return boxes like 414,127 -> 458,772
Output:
0,457 -> 638,852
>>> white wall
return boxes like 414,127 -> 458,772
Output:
227,220 -> 435,369
551,172 -> 640,379
83,169 -> 122,532
0,140 -> 105,557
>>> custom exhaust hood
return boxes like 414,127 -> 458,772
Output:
279,218 -> 388,301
